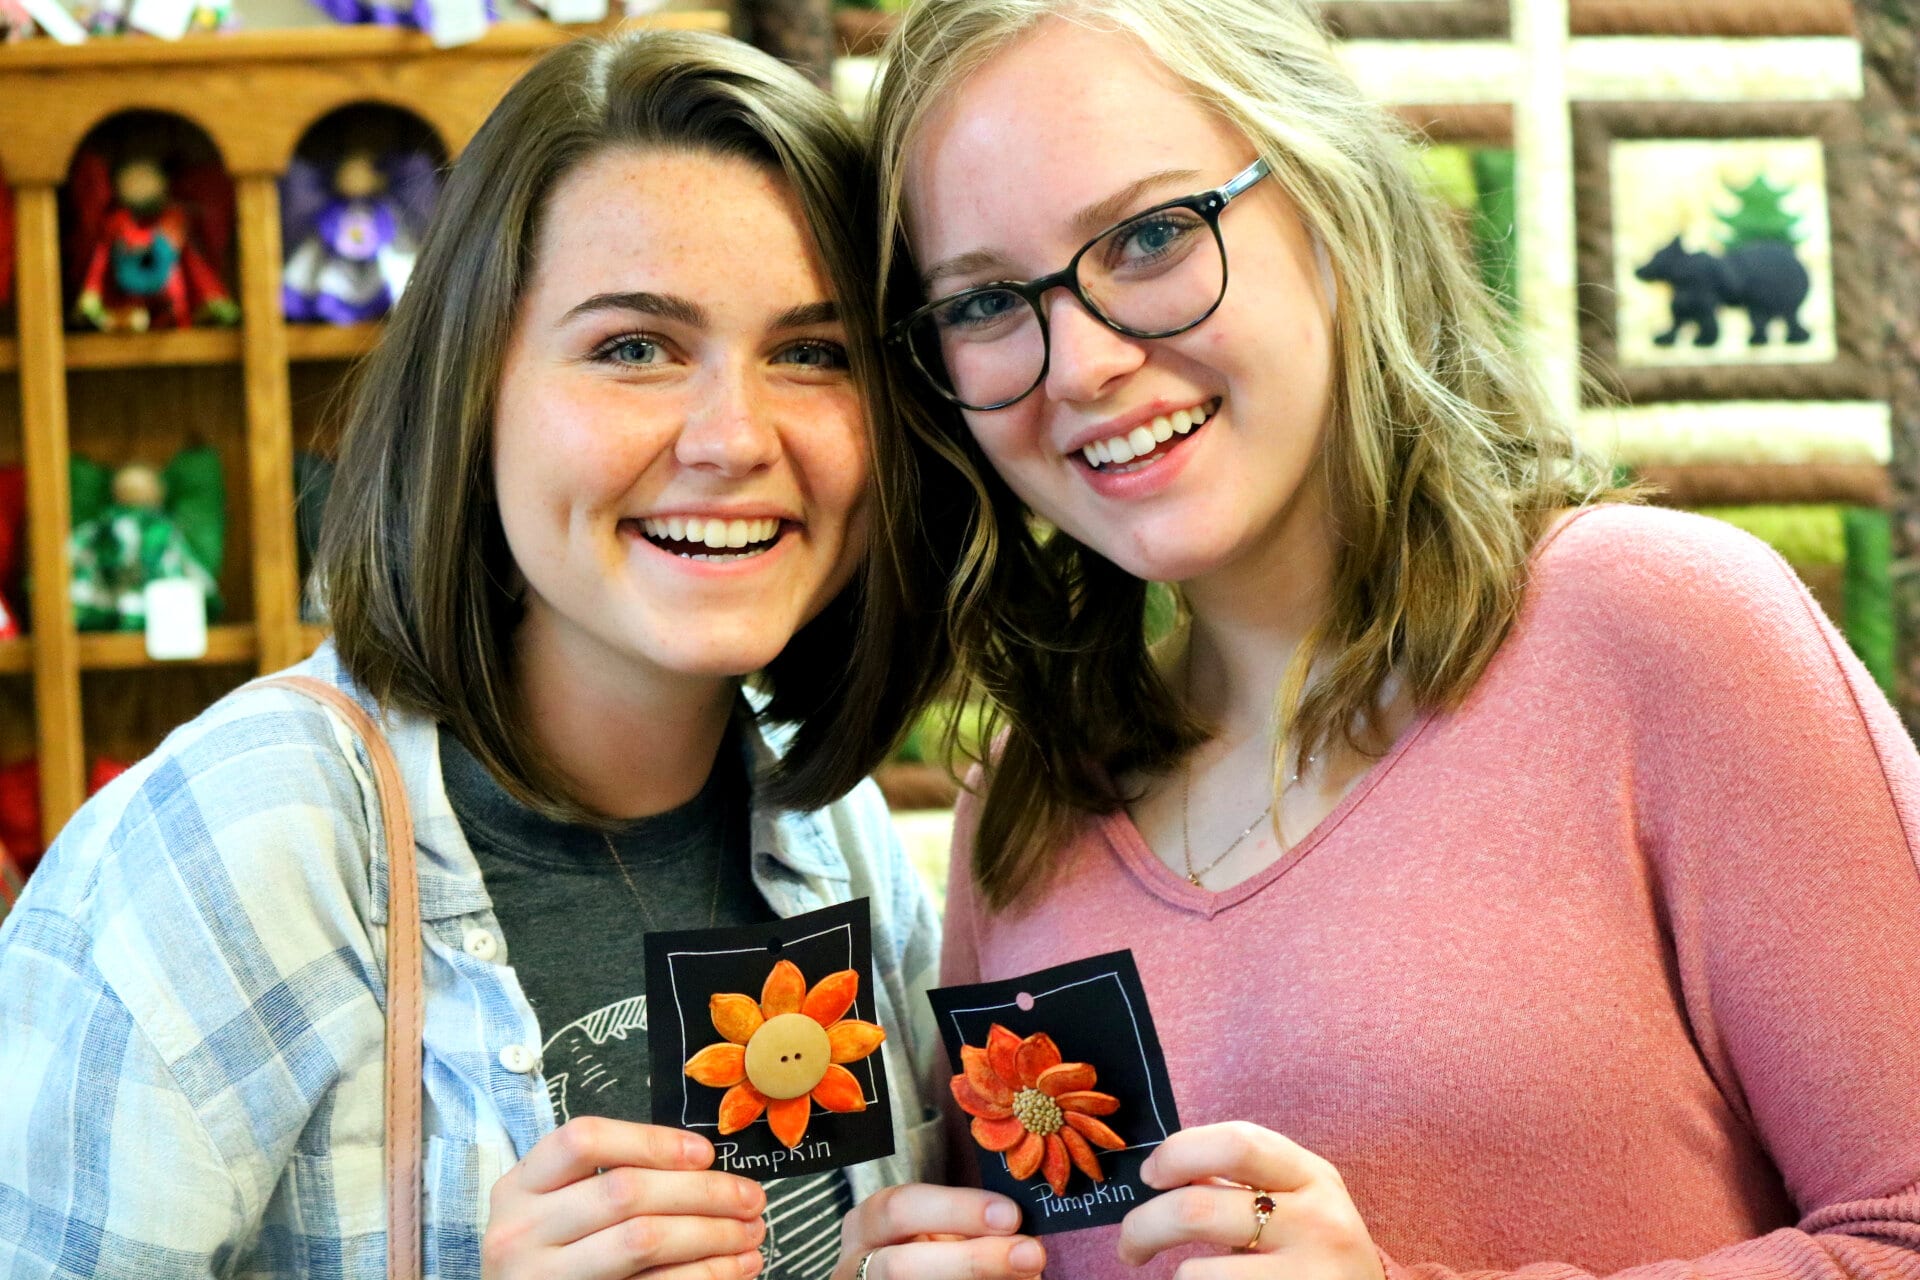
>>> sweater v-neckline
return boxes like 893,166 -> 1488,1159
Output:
1097,705 -> 1436,918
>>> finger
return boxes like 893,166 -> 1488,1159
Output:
628,1250 -> 766,1280
842,1183 -> 1025,1252
515,1118 -> 715,1194
859,1235 -> 1047,1280
1160,1255 -> 1283,1279
533,1166 -> 767,1247
1140,1122 -> 1320,1193
1116,1184 -> 1268,1266
565,1211 -> 767,1280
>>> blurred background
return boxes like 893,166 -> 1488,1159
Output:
0,0 -> 1914,911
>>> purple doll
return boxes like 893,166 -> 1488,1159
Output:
281,149 -> 439,327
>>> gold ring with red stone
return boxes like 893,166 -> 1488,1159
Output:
1241,1191 -> 1276,1252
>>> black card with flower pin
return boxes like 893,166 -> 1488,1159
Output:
644,897 -> 894,1181
927,949 -> 1181,1234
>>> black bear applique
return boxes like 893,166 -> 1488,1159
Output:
1634,235 -> 1812,349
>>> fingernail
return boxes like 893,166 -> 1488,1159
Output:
683,1133 -> 712,1165
1011,1240 -> 1044,1274
736,1250 -> 764,1276
986,1200 -> 1019,1231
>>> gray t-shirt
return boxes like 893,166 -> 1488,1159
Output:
440,727 -> 853,1279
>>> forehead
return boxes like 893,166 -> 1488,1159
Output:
528,146 -> 832,308
906,20 -> 1247,261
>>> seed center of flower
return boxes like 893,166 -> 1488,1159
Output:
1012,1087 -> 1064,1135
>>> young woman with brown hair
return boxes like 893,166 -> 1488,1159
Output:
0,29 -> 1043,1280
855,1 -> 1920,1277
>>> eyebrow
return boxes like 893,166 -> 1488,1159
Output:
921,167 -> 1206,292
560,292 -> 839,331
562,290 -> 707,327
772,300 -> 840,330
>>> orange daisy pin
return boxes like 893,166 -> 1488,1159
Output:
951,1024 -> 1125,1197
683,958 -> 886,1149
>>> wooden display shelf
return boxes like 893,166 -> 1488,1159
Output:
0,13 -> 732,72
0,336 -> 16,372
0,638 -> 32,675
65,328 -> 244,370
78,624 -> 257,670
286,323 -> 382,362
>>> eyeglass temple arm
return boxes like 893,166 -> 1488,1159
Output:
1220,157 -> 1271,201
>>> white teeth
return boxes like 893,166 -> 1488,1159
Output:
724,519 -> 747,548
703,522 -> 728,548
1074,400 -> 1216,470
668,516 -> 686,541
639,515 -> 782,548
685,516 -> 706,542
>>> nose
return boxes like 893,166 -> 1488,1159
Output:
1040,289 -> 1147,404
675,365 -> 782,476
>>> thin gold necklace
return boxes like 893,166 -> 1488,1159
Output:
1177,640 -> 1313,888
601,825 -> 724,930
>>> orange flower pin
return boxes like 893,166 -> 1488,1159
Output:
951,1024 -> 1124,1197
683,959 -> 886,1148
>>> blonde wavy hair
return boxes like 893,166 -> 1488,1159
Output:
871,0 -> 1626,909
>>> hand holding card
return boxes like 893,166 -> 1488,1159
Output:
480,1118 -> 767,1279
928,950 -> 1182,1236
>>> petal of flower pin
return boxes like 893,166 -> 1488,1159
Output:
683,958 -> 885,1148
951,1024 -> 1123,1197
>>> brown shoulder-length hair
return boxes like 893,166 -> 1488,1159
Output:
319,29 -> 952,817
871,0 -> 1632,909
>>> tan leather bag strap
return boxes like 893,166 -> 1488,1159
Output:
256,675 -> 423,1280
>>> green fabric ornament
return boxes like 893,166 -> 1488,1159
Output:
163,444 -> 226,580
69,505 -> 221,632
70,457 -> 111,530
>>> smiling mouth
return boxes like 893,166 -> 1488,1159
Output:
1076,398 -> 1221,473
630,515 -> 787,562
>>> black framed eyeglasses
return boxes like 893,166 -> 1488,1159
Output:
890,158 -> 1271,412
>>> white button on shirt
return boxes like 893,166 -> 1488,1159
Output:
462,928 -> 499,962
499,1044 -> 539,1074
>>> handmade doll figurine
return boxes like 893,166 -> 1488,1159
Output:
70,153 -> 240,333
68,462 -> 221,632
280,150 -> 439,325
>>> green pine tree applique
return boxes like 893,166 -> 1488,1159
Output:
1718,175 -> 1801,249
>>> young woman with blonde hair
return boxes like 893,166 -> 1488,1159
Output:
0,29 -> 1045,1280
853,0 -> 1920,1276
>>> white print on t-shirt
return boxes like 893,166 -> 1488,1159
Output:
543,994 -> 648,1123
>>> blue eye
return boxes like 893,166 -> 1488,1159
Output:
597,335 -> 663,365
933,288 -> 1027,333
1104,210 -> 1205,273
778,340 -> 850,370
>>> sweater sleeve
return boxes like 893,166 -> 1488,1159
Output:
1388,509 -> 1920,1280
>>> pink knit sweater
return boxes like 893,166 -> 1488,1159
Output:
940,505 -> 1920,1280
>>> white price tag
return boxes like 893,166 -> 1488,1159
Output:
127,0 -> 195,39
144,578 -> 208,661
427,0 -> 488,47
543,0 -> 607,24
17,0 -> 88,42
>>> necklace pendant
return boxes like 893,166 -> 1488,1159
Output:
1186,871 -> 1203,887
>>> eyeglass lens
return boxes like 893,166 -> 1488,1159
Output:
908,203 -> 1226,410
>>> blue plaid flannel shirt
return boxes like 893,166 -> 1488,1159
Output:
0,645 -> 945,1278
